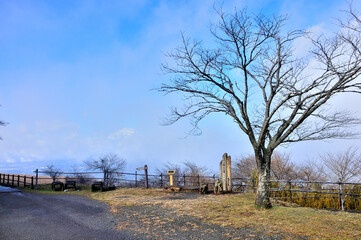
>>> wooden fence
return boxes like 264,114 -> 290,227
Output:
0,173 -> 35,189
2,170 -> 361,211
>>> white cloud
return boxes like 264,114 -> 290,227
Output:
6,158 -> 15,163
108,128 -> 135,140
20,157 -> 32,163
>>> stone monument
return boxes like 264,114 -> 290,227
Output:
219,153 -> 232,192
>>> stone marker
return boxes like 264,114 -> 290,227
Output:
199,183 -> 208,194
214,179 -> 223,194
219,153 -> 232,192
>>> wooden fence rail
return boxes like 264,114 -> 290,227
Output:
2,170 -> 361,211
0,173 -> 34,189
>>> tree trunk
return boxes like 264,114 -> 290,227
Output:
255,151 -> 272,208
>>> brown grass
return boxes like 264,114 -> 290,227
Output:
88,188 -> 361,239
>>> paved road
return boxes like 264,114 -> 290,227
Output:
0,188 -> 134,240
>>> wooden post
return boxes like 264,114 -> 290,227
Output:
103,170 -> 107,187
252,179 -> 256,193
183,174 -> 186,186
135,171 -> 137,188
288,177 -> 292,204
35,169 -> 39,190
144,165 -> 148,189
7,174 -> 10,185
160,173 -> 163,188
24,175 -> 26,187
17,175 -> 20,186
197,174 -> 200,186
31,176 -> 34,189
0,173 -> 2,184
12,174 -> 14,186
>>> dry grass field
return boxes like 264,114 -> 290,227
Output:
85,188 -> 361,239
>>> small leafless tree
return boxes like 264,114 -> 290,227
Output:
297,159 -> 326,182
43,164 -> 63,183
183,161 -> 210,186
69,165 -> 91,184
321,147 -> 361,183
271,152 -> 297,180
159,6 -> 361,208
84,153 -> 126,187
233,154 -> 257,178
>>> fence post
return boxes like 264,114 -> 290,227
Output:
31,176 -> 34,189
144,165 -> 149,189
0,173 -> 1,184
17,175 -> 20,186
103,170 -> 107,187
160,173 -> 163,188
135,171 -> 138,188
12,174 -> 14,186
338,178 -> 344,211
183,174 -> 186,186
288,177 -> 292,204
35,169 -> 39,190
24,175 -> 27,187
252,179 -> 256,193
197,174 -> 200,186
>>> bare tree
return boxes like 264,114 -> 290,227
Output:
271,152 -> 297,180
233,154 -> 257,178
321,147 -> 361,183
297,159 -> 326,182
69,165 -> 91,184
183,161 -> 210,186
159,6 -> 361,208
43,164 -> 63,183
84,153 -> 126,187
233,152 -> 297,180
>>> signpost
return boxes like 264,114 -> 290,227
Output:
167,170 -> 176,186
136,165 -> 148,188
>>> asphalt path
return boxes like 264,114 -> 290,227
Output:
0,187 -> 135,240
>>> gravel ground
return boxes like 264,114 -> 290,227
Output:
111,193 -> 306,240
0,189 -> 306,239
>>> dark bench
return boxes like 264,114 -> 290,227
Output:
65,181 -> 76,190
52,182 -> 64,191
91,181 -> 103,192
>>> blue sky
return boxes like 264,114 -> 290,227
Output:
1,0 -> 361,174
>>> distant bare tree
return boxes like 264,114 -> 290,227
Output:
159,6 -> 361,208
84,153 -> 126,187
271,152 -> 297,180
69,165 -> 91,184
43,164 -> 63,182
321,147 -> 361,183
233,154 -> 257,178
183,161 -> 210,186
297,159 -> 326,182
234,152 -> 296,180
